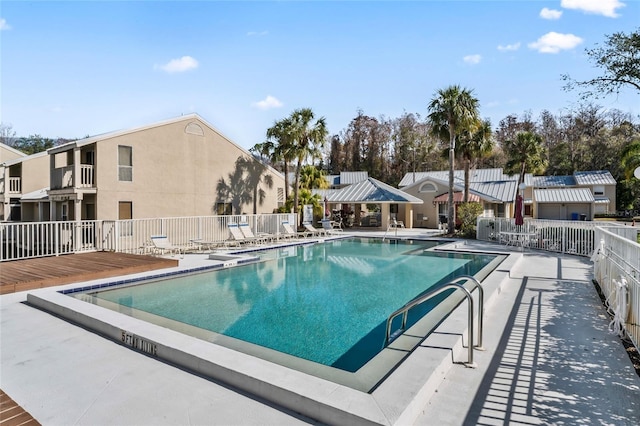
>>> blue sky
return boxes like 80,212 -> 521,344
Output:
1,0 -> 638,150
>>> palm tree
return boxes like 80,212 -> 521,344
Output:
428,85 -> 480,234
287,108 -> 328,221
621,140 -> 640,180
299,165 -> 329,191
503,131 -> 547,187
261,117 -> 296,202
458,119 -> 494,202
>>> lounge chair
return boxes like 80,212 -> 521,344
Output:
227,223 -> 256,246
387,218 -> 405,231
281,221 -> 309,239
321,219 -> 343,234
303,222 -> 328,237
239,222 -> 271,244
150,235 -> 185,257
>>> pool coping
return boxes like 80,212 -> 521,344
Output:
25,240 -> 523,426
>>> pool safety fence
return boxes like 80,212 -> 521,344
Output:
477,216 -> 640,358
0,213 -> 296,261
592,226 -> 640,357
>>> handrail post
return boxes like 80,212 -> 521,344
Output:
384,280 -> 479,368
451,275 -> 484,350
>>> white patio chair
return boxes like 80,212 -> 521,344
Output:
150,235 -> 185,257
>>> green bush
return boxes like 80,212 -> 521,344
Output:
457,202 -> 484,238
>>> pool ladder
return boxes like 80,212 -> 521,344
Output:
383,275 -> 484,368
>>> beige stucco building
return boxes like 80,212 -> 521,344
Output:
1,147 -> 50,221
2,114 -> 285,222
396,168 -> 617,226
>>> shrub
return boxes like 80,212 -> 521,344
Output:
457,202 -> 484,238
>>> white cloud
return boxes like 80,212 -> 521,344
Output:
247,30 -> 269,37
528,32 -> 583,54
156,56 -> 199,73
0,18 -> 11,30
497,42 -> 521,52
561,0 -> 625,18
252,95 -> 283,110
540,8 -> 563,19
463,54 -> 481,65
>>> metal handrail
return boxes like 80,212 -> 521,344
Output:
383,275 -> 484,368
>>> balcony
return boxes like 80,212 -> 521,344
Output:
51,165 -> 95,190
8,177 -> 22,194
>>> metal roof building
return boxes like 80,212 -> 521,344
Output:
326,178 -> 423,204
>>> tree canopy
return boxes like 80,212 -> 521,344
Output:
562,27 -> 640,99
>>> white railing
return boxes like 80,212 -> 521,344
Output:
51,165 -> 95,189
80,165 -> 95,187
477,216 -> 640,354
476,217 -> 638,257
8,177 -> 21,193
593,227 -> 640,354
0,213 -> 297,261
0,220 -> 99,260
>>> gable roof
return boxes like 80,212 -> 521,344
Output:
398,168 -> 515,187
404,171 -> 517,203
2,150 -> 49,167
46,113 -> 284,179
0,143 -> 28,163
324,177 -> 423,204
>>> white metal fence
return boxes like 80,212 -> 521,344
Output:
476,217 -> 638,257
592,226 -> 640,355
477,216 -> 640,357
0,213 -> 296,261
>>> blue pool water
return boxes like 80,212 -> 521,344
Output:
83,238 -> 497,372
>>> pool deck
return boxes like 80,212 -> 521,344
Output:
1,229 -> 639,425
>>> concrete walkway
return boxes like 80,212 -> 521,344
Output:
415,247 -> 640,425
1,234 -> 638,425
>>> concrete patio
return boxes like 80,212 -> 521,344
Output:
1,231 -> 638,425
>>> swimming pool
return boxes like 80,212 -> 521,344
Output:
66,238 -> 500,384
26,237 -> 514,424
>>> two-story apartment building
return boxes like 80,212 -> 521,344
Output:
4,114 -> 285,223
0,146 -> 50,221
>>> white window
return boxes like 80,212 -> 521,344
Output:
277,188 -> 284,208
419,182 -> 437,193
593,185 -> 605,196
118,146 -> 133,182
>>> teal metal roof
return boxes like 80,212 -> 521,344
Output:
327,178 -> 423,204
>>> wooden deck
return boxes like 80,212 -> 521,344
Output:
1,252 -> 178,423
0,390 -> 40,425
0,252 -> 178,295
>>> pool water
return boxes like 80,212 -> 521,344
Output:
79,238 -> 496,372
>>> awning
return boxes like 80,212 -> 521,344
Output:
594,197 -> 610,204
534,188 -> 594,203
20,187 -> 49,203
433,192 -> 480,204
